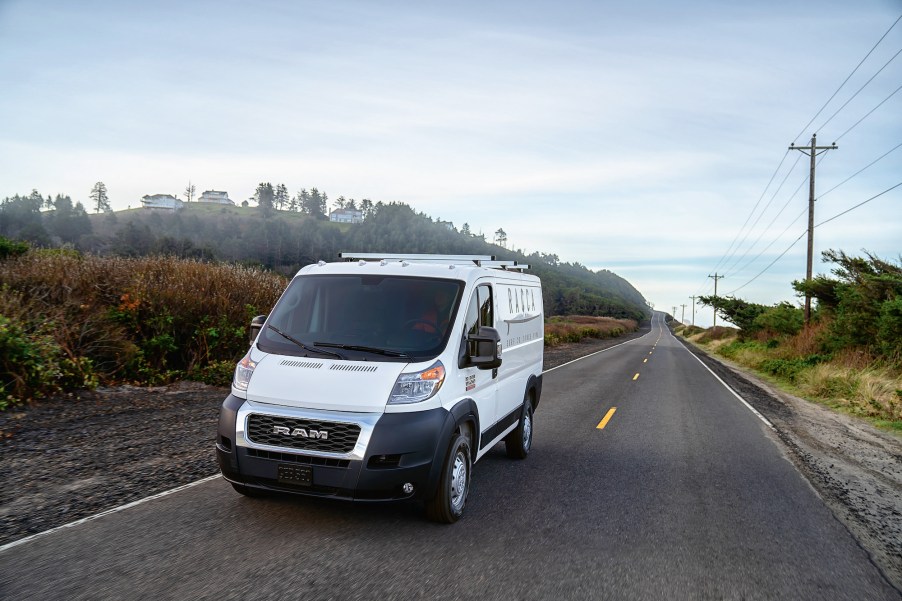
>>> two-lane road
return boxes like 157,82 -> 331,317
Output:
2,312 -> 898,600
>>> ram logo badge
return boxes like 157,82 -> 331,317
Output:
272,425 -> 328,440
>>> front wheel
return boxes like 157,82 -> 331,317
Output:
425,433 -> 471,523
505,398 -> 533,459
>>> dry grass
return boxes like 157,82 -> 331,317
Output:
544,316 -> 638,347
796,364 -> 901,422
679,324 -> 902,426
0,251 -> 287,392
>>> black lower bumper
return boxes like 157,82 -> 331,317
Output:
216,395 -> 454,501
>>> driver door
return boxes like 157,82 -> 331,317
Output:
457,283 -> 497,440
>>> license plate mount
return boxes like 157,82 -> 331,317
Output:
278,464 -> 313,486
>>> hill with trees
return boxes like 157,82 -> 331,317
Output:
1,189 -> 649,321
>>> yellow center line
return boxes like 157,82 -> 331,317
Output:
596,407 -> 617,429
633,373 -> 640,380
649,351 -> 653,355
643,358 -> 647,363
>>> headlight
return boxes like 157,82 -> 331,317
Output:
233,351 -> 257,391
388,360 -> 445,405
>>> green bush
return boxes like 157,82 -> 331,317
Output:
754,302 -> 804,337
0,236 -> 29,260
759,355 -> 829,383
189,360 -> 237,387
0,314 -> 97,408
876,298 -> 902,360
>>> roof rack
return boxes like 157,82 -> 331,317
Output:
338,252 -> 529,271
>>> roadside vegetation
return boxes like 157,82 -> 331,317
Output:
677,250 -> 901,428
0,247 -> 285,408
544,316 -> 638,347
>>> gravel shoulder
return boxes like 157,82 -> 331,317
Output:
679,336 -> 902,592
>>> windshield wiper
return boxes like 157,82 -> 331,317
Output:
267,325 -> 344,359
313,342 -> 410,359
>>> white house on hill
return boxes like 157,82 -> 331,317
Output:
141,194 -> 183,210
198,190 -> 234,205
329,208 -> 363,224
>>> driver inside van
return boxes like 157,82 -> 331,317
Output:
413,287 -> 454,335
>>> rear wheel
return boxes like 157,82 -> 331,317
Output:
505,395 -> 533,459
426,433 -> 471,523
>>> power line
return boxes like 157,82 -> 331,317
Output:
726,150 -> 831,279
792,12 -> 902,144
724,183 -> 902,295
721,152 -> 804,274
817,141 -> 902,200
709,150 -> 792,275
815,181 -> 902,227
816,45 -> 902,133
726,230 -> 807,295
726,206 -> 809,286
835,82 -> 902,142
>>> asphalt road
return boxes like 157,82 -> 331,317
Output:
1,312 -> 898,600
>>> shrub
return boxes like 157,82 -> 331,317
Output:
0,252 -> 287,401
753,302 -> 804,337
543,316 -> 637,347
0,314 -> 97,408
0,236 -> 29,260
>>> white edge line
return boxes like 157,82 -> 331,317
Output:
542,322 -> 656,375
0,474 -> 222,554
671,331 -> 775,430
542,312 -> 663,376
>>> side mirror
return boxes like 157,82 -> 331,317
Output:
249,314 -> 267,345
468,326 -> 502,370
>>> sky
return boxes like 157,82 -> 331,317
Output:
1,0 -> 900,327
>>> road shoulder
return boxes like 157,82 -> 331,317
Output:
677,335 -> 902,592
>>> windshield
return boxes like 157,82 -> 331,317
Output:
257,274 -> 464,361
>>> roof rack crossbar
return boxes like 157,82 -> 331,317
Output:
337,252 -> 529,271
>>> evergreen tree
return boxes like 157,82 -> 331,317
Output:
461,222 -> 471,236
254,182 -> 275,216
360,198 -> 373,219
494,228 -> 507,248
275,183 -> 289,211
90,182 -> 111,213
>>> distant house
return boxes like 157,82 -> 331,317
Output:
141,194 -> 183,210
329,208 -> 363,224
198,190 -> 234,205
436,220 -> 454,231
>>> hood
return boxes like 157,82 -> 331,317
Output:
246,354 -> 408,413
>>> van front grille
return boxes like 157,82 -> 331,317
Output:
246,414 -> 360,454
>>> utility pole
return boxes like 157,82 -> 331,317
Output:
689,295 -> 697,326
708,273 -> 724,328
680,304 -> 687,324
790,134 -> 837,326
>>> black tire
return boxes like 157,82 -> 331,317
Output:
425,433 -> 471,523
230,482 -> 267,498
505,396 -> 533,460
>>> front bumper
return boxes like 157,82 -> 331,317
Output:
216,395 -> 452,501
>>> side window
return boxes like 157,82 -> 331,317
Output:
478,285 -> 493,328
465,285 -> 493,336
464,289 -> 480,336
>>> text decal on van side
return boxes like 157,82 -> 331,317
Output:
465,374 -> 476,391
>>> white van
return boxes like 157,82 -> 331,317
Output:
216,253 -> 544,522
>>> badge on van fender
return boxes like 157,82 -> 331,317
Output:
465,374 -> 476,391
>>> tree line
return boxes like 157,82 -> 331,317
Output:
0,190 -> 650,321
